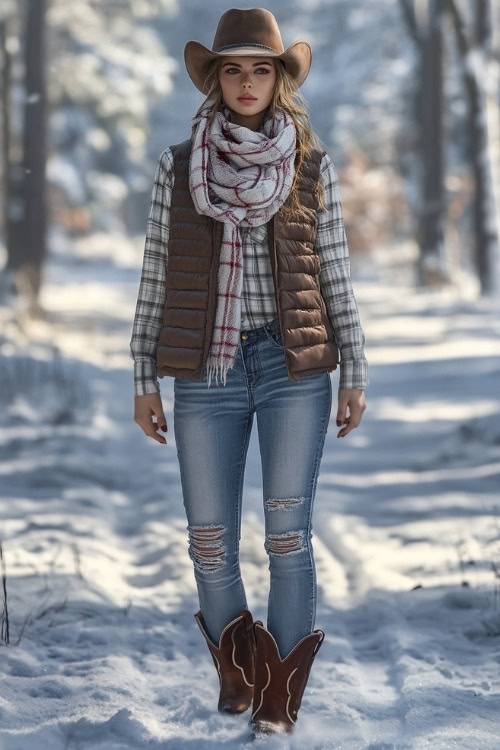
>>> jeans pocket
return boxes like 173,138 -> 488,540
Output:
265,325 -> 284,350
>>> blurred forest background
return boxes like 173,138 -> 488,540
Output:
1,0 -> 499,319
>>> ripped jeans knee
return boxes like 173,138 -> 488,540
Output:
264,496 -> 305,512
187,523 -> 226,574
264,528 -> 307,557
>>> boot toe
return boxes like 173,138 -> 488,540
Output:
219,696 -> 252,713
251,718 -> 292,735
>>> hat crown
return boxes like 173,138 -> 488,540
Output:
212,8 -> 285,54
183,8 -> 312,95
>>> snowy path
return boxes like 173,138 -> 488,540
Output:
0,248 -> 499,749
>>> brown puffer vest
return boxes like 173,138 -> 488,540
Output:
156,138 -> 340,382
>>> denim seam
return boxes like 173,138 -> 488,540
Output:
235,409 -> 254,542
252,340 -> 265,388
239,343 -> 256,411
305,373 -> 332,631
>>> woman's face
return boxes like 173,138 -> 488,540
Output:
218,56 -> 277,117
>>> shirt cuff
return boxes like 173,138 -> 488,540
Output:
338,358 -> 369,390
134,359 -> 161,396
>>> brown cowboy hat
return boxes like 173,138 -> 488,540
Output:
184,7 -> 312,95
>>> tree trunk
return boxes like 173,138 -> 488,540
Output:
21,0 -> 48,312
417,0 -> 448,287
445,0 -> 500,296
3,0 -> 48,315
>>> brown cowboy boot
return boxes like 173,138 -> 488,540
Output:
248,620 -> 325,735
194,608 -> 256,713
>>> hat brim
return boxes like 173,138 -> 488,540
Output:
184,39 -> 312,95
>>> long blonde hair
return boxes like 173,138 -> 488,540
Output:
195,57 -> 327,222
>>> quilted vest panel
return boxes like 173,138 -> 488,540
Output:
156,137 -> 340,381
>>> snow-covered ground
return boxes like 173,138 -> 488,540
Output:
0,234 -> 499,749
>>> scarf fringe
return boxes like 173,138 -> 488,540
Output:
205,358 -> 231,388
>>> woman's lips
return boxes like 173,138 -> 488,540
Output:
238,96 -> 257,102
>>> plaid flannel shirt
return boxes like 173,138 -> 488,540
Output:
130,147 -> 369,396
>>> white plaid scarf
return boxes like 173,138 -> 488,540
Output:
189,104 -> 296,387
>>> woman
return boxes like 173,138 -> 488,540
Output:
130,7 -> 369,738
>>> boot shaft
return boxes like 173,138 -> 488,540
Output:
250,620 -> 324,732
194,608 -> 256,714
194,608 -> 256,681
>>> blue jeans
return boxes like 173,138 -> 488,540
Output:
173,318 -> 332,659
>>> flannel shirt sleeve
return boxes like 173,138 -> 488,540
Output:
315,152 -> 369,390
129,148 -> 173,396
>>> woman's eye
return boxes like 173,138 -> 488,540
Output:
225,68 -> 269,74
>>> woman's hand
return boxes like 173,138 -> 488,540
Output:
134,392 -> 168,445
336,388 -> 366,438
